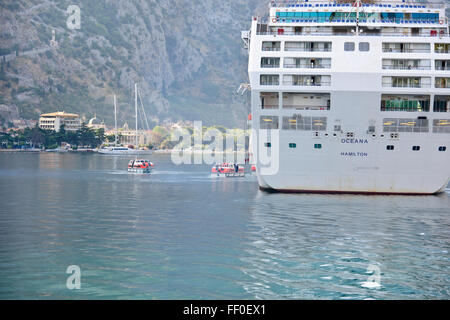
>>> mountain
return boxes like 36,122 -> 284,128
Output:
0,0 -> 266,128
1,1 -> 449,129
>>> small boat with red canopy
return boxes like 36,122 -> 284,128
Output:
211,163 -> 245,177
128,159 -> 154,174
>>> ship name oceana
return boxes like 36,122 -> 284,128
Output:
341,139 -> 369,144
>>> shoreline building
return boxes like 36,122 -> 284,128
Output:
39,111 -> 81,132
105,123 -> 154,147
87,115 -> 106,131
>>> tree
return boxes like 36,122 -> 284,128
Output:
152,126 -> 169,138
95,128 -> 105,142
77,123 -> 102,148
66,131 -> 79,146
29,127 -> 45,147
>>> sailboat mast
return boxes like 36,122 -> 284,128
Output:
113,94 -> 118,145
135,83 -> 138,149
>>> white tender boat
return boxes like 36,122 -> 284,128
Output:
127,159 -> 154,173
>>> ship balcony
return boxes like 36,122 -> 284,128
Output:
284,58 -> 331,69
382,59 -> 431,71
260,92 -> 279,109
261,57 -> 280,68
435,44 -> 450,54
262,41 -> 281,51
260,75 -> 279,86
381,95 -> 430,112
436,60 -> 450,70
285,41 -> 332,52
282,93 -> 330,111
382,77 -> 431,88
283,75 -> 331,87
435,78 -> 450,89
382,43 -> 430,53
434,96 -> 450,112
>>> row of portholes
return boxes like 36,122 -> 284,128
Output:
267,142 -> 447,152
387,145 -> 447,151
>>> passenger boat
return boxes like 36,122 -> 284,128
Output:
211,163 -> 245,177
98,146 -> 141,155
127,159 -> 154,173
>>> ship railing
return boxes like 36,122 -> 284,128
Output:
268,1 -> 445,10
284,63 -> 330,68
269,19 -> 444,24
262,47 -> 281,51
383,84 -> 431,88
261,81 -> 280,86
256,31 -> 449,38
382,49 -> 431,53
261,64 -> 281,68
435,66 -> 450,71
285,47 -> 332,52
382,66 -> 432,70
282,105 -> 330,110
282,81 -> 331,86
261,105 -> 279,109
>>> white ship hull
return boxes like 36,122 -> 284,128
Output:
246,1 -> 450,195
254,133 -> 450,194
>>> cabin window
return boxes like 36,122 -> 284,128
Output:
261,57 -> 280,68
289,143 -> 296,148
260,116 -> 279,129
412,146 -> 421,151
432,119 -> 450,133
262,41 -> 280,51
260,75 -> 279,85
383,118 -> 429,133
438,146 -> 447,151
314,144 -> 322,149
359,42 -> 370,52
386,145 -> 395,150
344,42 -> 355,51
264,142 -> 271,148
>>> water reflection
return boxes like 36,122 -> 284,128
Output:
0,153 -> 448,299
241,192 -> 450,299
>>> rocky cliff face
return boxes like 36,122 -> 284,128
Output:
2,1 -> 448,128
0,0 -> 266,128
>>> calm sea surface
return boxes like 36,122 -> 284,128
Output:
0,153 -> 449,299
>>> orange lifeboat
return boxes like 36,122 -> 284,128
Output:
211,163 -> 245,177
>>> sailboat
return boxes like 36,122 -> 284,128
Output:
127,82 -> 154,173
98,86 -> 152,156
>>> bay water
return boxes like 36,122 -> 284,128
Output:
0,153 -> 448,299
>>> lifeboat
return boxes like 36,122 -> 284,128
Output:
211,163 -> 245,177
128,159 -> 154,173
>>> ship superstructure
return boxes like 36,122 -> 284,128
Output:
244,0 -> 450,194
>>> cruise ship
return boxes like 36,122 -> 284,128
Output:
243,0 -> 450,194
